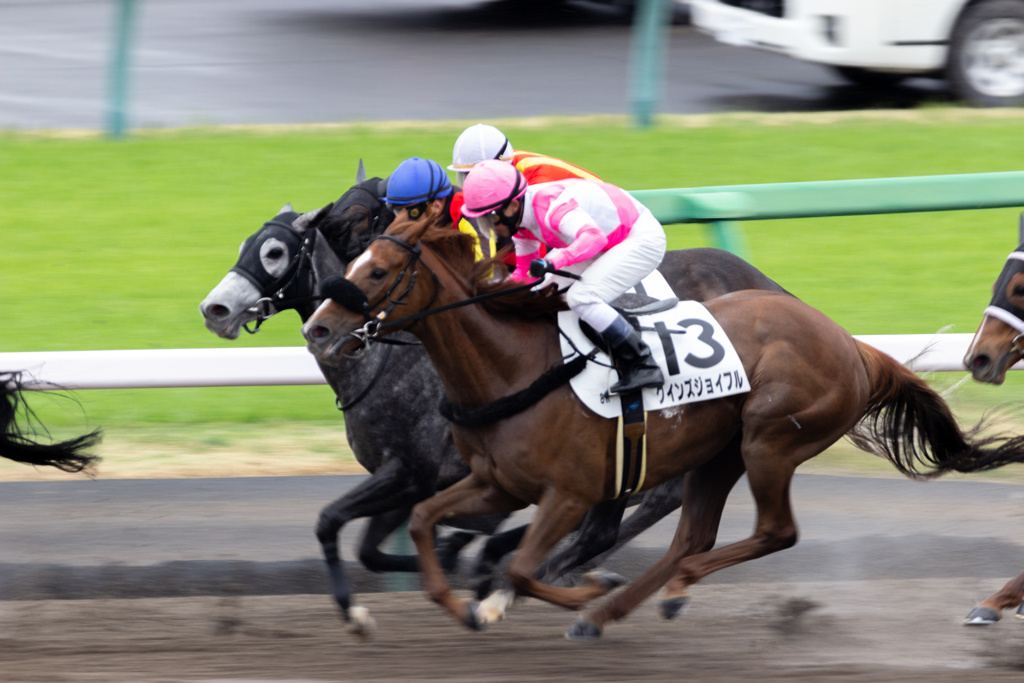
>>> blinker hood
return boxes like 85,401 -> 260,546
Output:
985,249 -> 1024,333
319,275 -> 369,319
230,214 -> 304,292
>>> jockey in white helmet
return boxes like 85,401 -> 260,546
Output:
462,160 -> 667,395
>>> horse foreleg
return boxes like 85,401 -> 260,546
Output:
964,571 -> 1024,625
409,473 -> 526,629
473,524 -> 529,599
316,455 -> 430,621
572,447 -> 792,640
504,488 -> 624,611
533,497 -> 629,584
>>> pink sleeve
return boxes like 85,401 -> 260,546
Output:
547,224 -> 607,270
510,235 -> 543,281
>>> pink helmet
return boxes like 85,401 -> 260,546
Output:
461,159 -> 527,218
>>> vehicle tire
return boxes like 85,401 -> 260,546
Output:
832,66 -> 908,87
948,0 -> 1024,106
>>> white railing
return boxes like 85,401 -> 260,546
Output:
0,334 -> 1017,391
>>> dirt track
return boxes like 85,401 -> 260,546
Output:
3,579 -> 1023,682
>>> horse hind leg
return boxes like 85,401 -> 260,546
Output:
963,571 -> 1024,626
571,428 -> 826,641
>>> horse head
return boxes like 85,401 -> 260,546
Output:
964,240 -> 1024,384
302,208 -> 463,364
199,203 -> 337,339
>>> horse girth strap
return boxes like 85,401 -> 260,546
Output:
439,351 -> 596,427
614,390 -> 648,499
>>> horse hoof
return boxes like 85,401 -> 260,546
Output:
1016,602 -> 1023,620
462,600 -> 483,631
660,595 -> 691,620
963,606 -> 1000,626
476,589 -> 516,625
583,569 -> 626,592
347,606 -> 377,640
565,619 -> 602,641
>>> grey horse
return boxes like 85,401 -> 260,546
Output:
200,182 -> 790,633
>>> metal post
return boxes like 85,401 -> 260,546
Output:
629,0 -> 671,128
707,220 -> 752,262
108,0 -> 136,138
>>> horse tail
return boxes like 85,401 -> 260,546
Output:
0,372 -> 101,473
849,341 -> 1024,478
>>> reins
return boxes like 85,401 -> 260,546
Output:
342,234 -> 581,347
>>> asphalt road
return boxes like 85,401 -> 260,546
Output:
2,473 -> 1021,600
1,0 -> 951,131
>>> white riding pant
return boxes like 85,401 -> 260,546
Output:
560,210 -> 666,332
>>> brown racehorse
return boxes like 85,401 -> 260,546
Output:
303,213 -> 1024,639
962,239 -> 1024,626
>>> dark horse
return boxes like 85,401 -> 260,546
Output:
303,214 -> 1024,639
199,190 -> 789,632
1,372 -> 100,473
962,235 -> 1024,626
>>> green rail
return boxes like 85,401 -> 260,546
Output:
630,170 -> 1024,261
632,171 -> 1024,224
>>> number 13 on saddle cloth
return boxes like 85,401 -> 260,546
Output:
558,270 -> 751,420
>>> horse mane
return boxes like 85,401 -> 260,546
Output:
385,212 -> 567,319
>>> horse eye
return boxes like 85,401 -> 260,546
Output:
370,268 -> 387,280
1014,284 -> 1024,297
267,248 -> 284,259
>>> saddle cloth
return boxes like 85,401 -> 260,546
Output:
557,270 -> 750,420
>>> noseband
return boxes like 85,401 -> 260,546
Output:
325,234 -> 440,347
980,250 -> 1024,358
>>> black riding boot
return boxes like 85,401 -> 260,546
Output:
600,315 -> 665,394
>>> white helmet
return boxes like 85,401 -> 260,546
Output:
449,124 -> 515,175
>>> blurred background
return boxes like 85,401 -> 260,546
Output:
2,0 -> 965,132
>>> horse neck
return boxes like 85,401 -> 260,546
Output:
409,252 -> 556,407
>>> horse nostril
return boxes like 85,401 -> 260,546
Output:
971,355 -> 991,370
207,304 -> 230,319
310,325 -> 330,340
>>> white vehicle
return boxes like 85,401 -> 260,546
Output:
689,0 -> 1024,106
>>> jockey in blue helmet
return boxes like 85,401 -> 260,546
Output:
382,157 -> 453,222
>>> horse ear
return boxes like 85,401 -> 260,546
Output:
278,203 -> 293,215
292,202 -> 335,232
356,158 -> 366,184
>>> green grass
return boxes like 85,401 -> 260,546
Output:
2,113 -> 1022,429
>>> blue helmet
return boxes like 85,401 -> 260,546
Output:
382,157 -> 453,207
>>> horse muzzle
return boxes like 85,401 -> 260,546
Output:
302,319 -> 361,365
966,346 -> 1019,385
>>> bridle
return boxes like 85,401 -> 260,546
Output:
240,229 -> 320,334
332,234 -> 545,350
341,234 -> 440,348
979,249 -> 1024,361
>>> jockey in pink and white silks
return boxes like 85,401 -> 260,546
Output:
462,159 -> 667,394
